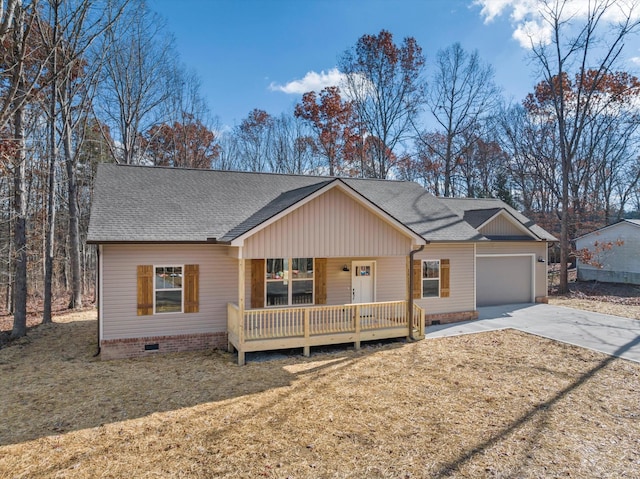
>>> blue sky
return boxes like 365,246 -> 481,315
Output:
150,0 -> 640,128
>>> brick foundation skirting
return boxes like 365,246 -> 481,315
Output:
425,310 -> 479,325
535,296 -> 549,304
100,332 -> 228,360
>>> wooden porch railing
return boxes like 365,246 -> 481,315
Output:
228,300 -> 425,365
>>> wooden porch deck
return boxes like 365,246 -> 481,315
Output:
227,300 -> 425,365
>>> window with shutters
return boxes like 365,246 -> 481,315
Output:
422,260 -> 440,298
265,258 -> 314,306
155,266 -> 183,313
137,264 -> 198,315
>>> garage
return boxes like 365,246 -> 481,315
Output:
476,255 -> 533,306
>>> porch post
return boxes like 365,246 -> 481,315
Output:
303,308 -> 310,357
354,304 -> 361,350
237,253 -> 246,366
406,255 -> 410,340
408,244 -> 426,340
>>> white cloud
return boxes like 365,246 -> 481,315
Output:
473,0 -> 516,22
473,0 -> 640,49
512,18 -> 553,47
269,68 -> 346,94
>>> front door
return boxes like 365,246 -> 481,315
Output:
352,261 -> 375,304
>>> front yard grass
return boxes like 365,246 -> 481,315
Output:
1,309 -> 639,478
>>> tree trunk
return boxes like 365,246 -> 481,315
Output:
63,117 -> 82,308
10,3 -> 27,338
11,87 -> 27,338
42,139 -> 56,323
5,187 -> 13,314
43,8 -> 58,324
444,132 -> 453,197
558,129 -> 570,294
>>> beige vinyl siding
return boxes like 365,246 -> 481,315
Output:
326,258 -> 353,304
476,242 -> 548,300
414,243 -> 475,314
373,257 -> 407,301
243,187 -> 412,259
479,214 -> 530,237
325,256 -> 407,304
245,256 -> 407,308
102,244 -> 237,340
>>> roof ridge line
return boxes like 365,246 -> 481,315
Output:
104,163 -> 410,183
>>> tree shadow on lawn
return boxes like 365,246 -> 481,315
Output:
431,332 -> 640,478
0,319 -> 387,446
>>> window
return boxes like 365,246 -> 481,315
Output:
266,258 -> 314,306
422,260 -> 440,298
155,266 -> 183,313
356,265 -> 371,276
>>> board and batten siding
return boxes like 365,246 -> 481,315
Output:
476,242 -> 548,300
414,243 -> 475,314
479,215 -> 529,237
102,244 -> 237,340
242,187 -> 412,259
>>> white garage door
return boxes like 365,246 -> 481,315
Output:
476,256 -> 533,307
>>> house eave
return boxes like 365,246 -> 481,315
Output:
86,239 -> 224,245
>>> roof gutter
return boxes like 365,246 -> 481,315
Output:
85,239 -> 233,245
408,243 -> 427,340
206,238 -> 232,245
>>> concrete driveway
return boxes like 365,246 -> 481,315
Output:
425,303 -> 640,363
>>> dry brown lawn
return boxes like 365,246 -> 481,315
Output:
548,296 -> 640,319
549,280 -> 640,319
1,309 -> 639,478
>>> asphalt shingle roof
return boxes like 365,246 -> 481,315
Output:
87,164 -> 552,244
439,197 -> 558,242
461,208 -> 503,229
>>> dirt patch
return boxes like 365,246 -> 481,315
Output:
1,310 -> 639,478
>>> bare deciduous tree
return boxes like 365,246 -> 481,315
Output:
97,0 -> 175,164
339,29 -> 426,179
526,0 -> 640,292
425,42 -> 500,197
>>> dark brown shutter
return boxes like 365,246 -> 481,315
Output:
137,265 -> 153,316
184,264 -> 199,313
412,259 -> 422,299
440,259 -> 450,298
314,258 -> 327,305
251,259 -> 265,308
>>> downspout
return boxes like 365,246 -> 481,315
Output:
408,244 -> 426,340
93,245 -> 101,357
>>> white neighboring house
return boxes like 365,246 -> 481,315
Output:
575,219 -> 640,285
